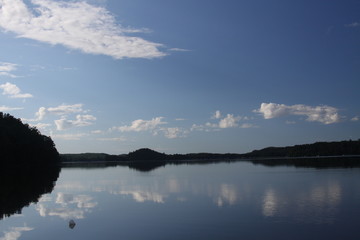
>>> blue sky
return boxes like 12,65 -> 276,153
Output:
0,0 -> 359,154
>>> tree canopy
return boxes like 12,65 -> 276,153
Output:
0,112 -> 59,166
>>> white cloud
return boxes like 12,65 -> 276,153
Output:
113,117 -> 166,132
30,122 -> 51,130
0,105 -> 23,111
47,104 -> 85,115
160,127 -> 188,139
351,116 -> 359,122
255,102 -> 341,124
212,110 -> 222,119
97,137 -> 126,141
0,226 -> 33,240
0,82 -> 33,98
191,111 -> 251,131
219,114 -> 240,128
0,0 -> 166,59
0,62 -> 18,78
55,114 -> 96,130
27,104 -> 85,121
168,48 -> 190,52
50,132 -> 88,140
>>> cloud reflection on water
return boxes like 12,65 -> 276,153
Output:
0,226 -> 33,240
36,192 -> 97,220
261,180 -> 342,224
39,167 -> 345,225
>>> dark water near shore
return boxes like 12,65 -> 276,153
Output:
1,161 -> 360,240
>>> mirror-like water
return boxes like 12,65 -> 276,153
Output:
1,161 -> 360,240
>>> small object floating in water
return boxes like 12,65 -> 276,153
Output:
69,220 -> 76,229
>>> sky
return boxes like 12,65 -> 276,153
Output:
0,0 -> 359,154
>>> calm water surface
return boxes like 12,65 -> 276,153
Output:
1,161 -> 360,240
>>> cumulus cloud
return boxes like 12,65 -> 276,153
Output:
219,114 -> 240,128
0,105 -> 23,111
55,114 -> 96,130
191,111 -> 255,132
112,117 -> 166,132
0,82 -> 33,98
255,103 -> 341,124
212,110 -> 222,119
0,62 -> 18,78
0,0 -> 166,59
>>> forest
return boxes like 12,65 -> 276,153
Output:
61,140 -> 360,163
0,112 -> 59,166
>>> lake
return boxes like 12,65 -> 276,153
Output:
1,160 -> 360,240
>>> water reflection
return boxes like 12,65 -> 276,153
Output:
0,226 -> 33,240
260,180 -> 343,224
119,190 -> 166,203
1,163 -> 359,240
216,184 -> 238,207
0,165 -> 60,220
262,188 -> 278,217
36,192 -> 97,220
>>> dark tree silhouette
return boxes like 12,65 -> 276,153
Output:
0,112 -> 61,219
0,112 -> 59,166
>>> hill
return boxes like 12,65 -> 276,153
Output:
60,139 -> 360,164
243,140 -> 360,158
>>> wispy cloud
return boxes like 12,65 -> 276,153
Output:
351,116 -> 359,122
255,103 -> 341,124
112,117 -> 167,132
0,0 -> 166,59
158,127 -> 188,139
97,137 -> 126,142
0,105 -> 23,111
55,114 -> 96,130
345,22 -> 360,27
168,48 -> 190,52
50,132 -> 89,140
0,62 -> 19,78
0,82 -> 33,98
27,104 -> 86,121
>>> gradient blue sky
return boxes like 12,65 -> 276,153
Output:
0,0 -> 359,154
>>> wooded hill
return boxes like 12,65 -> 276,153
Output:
60,140 -> 360,163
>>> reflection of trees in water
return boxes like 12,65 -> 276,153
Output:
251,157 -> 360,169
0,164 -> 61,220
